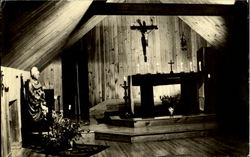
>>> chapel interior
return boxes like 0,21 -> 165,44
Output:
0,0 -> 249,157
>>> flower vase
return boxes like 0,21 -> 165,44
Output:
168,107 -> 174,117
68,140 -> 74,150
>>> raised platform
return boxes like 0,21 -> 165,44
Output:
94,114 -> 218,143
108,113 -> 216,127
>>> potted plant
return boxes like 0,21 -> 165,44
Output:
42,111 -> 84,155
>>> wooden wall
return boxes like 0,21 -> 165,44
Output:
82,16 -> 208,107
40,57 -> 63,111
1,67 -> 29,157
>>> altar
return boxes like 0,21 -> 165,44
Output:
127,72 -> 203,118
96,72 -> 217,142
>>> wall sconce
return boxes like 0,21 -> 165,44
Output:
180,32 -> 187,51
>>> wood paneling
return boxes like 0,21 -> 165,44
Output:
40,57 -> 62,111
81,16 -> 207,107
2,1 -> 93,71
179,16 -> 227,48
2,0 -> 234,71
158,0 -> 230,48
66,16 -> 107,49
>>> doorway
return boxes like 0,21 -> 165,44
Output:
62,44 -> 89,123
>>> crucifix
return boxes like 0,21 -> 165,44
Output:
131,19 -> 158,62
168,60 -> 174,74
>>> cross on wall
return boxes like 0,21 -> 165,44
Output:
130,19 -> 158,62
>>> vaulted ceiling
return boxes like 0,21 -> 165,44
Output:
1,0 -> 245,71
2,0 -> 93,70
160,0 -> 235,48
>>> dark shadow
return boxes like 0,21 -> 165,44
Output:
214,1 -> 249,141
23,143 -> 109,157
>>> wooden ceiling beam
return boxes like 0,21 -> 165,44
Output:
2,1 -> 93,70
178,16 -> 228,48
65,15 -> 106,49
65,0 -> 126,49
89,3 -> 236,16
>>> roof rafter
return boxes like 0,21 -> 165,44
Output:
88,2 -> 236,16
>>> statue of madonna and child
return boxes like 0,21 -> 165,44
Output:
27,67 -> 48,124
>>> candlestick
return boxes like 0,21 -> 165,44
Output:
120,79 -> 131,118
168,60 -> 174,74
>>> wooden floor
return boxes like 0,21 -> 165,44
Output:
15,135 -> 249,157
14,119 -> 249,157
92,136 -> 249,157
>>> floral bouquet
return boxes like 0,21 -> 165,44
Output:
42,111 -> 84,153
160,94 -> 180,116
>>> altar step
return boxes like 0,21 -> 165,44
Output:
94,114 -> 218,143
108,113 -> 216,128
94,122 -> 218,143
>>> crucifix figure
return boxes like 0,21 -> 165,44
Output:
168,60 -> 174,74
131,19 -> 158,62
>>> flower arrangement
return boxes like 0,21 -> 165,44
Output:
42,111 -> 84,153
160,94 -> 181,116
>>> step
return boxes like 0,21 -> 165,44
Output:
109,113 -> 216,127
95,130 -> 217,143
94,121 -> 218,143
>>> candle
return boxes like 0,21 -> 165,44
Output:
180,62 -> 183,72
198,61 -> 202,71
190,62 -> 193,72
136,64 -> 140,74
146,63 -> 150,74
123,76 -> 127,85
156,63 -> 159,73
208,73 -> 211,79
